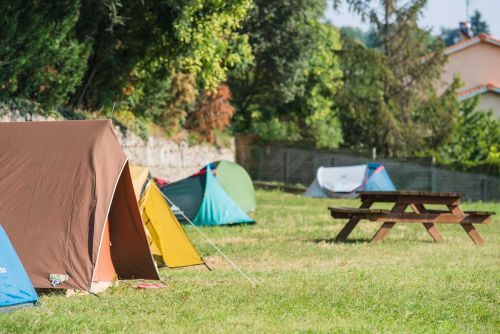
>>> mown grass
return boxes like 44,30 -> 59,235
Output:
1,190 -> 499,333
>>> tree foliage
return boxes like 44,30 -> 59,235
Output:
287,23 -> 343,148
186,84 -> 235,143
0,1 -> 90,108
1,0 -> 495,170
74,0 -> 253,113
338,0 -> 460,156
229,0 -> 343,148
437,97 -> 500,174
339,26 -> 376,47
0,0 -> 252,139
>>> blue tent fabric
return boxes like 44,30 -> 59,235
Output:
0,225 -> 38,311
365,164 -> 396,192
193,166 -> 254,226
367,163 -> 380,178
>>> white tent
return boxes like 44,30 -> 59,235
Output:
304,164 -> 396,198
304,166 -> 366,198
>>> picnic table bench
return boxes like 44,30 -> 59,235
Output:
329,191 -> 495,245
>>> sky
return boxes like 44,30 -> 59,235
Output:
325,0 -> 500,37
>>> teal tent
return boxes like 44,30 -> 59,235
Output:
202,161 -> 256,213
160,166 -> 254,226
0,225 -> 38,312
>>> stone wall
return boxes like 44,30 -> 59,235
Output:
115,129 -> 234,180
0,109 -> 235,181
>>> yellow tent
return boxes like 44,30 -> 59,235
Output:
130,166 -> 205,268
130,165 -> 150,199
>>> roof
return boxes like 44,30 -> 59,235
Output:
445,33 -> 500,55
458,83 -> 500,101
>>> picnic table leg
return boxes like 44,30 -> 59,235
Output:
334,201 -> 373,242
460,224 -> 485,245
371,222 -> 396,242
422,223 -> 444,242
335,218 -> 362,242
371,203 -> 408,242
411,204 -> 444,242
448,204 -> 486,245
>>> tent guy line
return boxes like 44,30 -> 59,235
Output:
150,176 -> 257,288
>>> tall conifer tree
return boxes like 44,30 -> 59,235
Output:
338,0 -> 460,156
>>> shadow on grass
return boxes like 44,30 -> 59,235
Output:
308,237 -> 437,244
186,221 -> 257,228
35,288 -> 66,296
308,238 -> 372,244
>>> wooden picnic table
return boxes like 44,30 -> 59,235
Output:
329,191 -> 495,245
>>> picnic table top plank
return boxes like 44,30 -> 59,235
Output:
328,206 -> 497,216
358,191 -> 463,205
358,190 -> 462,198
328,207 -> 493,224
327,207 -> 387,214
328,207 -> 496,216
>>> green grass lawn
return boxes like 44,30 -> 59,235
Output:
2,190 -> 499,333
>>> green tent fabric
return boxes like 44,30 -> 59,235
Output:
160,166 -> 254,226
194,166 -> 254,226
211,161 -> 257,213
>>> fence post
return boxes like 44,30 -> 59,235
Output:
285,149 -> 290,184
481,177 -> 487,201
430,167 -> 436,192
258,147 -> 264,181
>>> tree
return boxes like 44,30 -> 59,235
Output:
338,0 -> 460,156
285,23 -> 343,148
0,1 -> 254,142
437,97 -> 500,173
340,26 -> 376,47
74,0 -> 253,119
229,0 -> 343,148
0,1 -> 91,109
335,37 -> 387,150
186,84 -> 235,143
440,27 -> 460,47
470,10 -> 490,36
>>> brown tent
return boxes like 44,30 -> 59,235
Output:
0,120 -> 159,291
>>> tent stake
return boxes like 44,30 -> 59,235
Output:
152,177 -> 257,288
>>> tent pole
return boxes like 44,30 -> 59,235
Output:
151,177 -> 257,288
